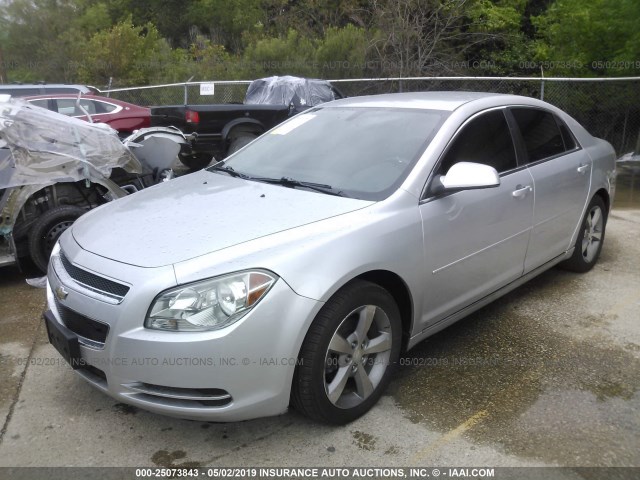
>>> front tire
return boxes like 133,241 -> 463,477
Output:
292,280 -> 402,424
560,195 -> 607,273
28,205 -> 86,273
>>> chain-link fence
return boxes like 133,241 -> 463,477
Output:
104,76 -> 640,208
105,81 -> 251,107
104,76 -> 640,156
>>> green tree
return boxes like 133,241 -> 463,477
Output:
77,17 -> 175,87
315,25 -> 369,78
464,0 -> 537,75
1,0 -> 83,82
188,0 -> 265,52
243,29 -> 317,77
534,0 -> 640,77
105,0 -> 199,48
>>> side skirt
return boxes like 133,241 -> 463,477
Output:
406,248 -> 574,350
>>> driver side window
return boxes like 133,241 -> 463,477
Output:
439,109 -> 517,175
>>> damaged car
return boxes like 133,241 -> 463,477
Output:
0,95 -> 192,272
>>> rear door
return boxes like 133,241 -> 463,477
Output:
508,108 -> 590,272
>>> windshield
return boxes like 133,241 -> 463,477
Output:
216,107 -> 448,201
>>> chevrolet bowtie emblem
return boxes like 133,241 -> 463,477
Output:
55,286 -> 69,301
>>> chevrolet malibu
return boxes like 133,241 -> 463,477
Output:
44,92 -> 616,424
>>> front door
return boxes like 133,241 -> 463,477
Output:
418,108 -> 534,328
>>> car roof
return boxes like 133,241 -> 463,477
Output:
0,84 -> 97,94
324,91 -> 513,111
26,93 -> 112,100
23,94 -> 145,107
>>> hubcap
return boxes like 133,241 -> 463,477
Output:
324,304 -> 392,409
581,205 -> 603,263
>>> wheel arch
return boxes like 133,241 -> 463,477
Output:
593,187 -> 610,214
292,268 -> 415,369
349,270 -> 415,352
221,119 -> 265,142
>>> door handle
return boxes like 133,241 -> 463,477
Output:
577,164 -> 589,174
512,185 -> 532,198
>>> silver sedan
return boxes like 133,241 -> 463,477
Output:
44,92 -> 616,424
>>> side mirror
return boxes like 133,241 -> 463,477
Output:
439,162 -> 500,192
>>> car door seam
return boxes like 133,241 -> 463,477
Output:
432,226 -> 532,275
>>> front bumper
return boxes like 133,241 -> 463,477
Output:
45,241 -> 322,422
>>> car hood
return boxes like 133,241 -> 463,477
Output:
71,170 -> 373,268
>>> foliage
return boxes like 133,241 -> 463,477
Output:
533,0 -> 640,77
315,25 -> 369,79
76,16 -> 174,87
243,29 -> 317,77
0,0 -> 637,85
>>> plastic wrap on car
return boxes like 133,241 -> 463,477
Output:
244,76 -> 337,107
0,97 -> 142,189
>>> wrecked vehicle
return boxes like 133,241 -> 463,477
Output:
150,76 -> 344,169
0,95 -> 191,272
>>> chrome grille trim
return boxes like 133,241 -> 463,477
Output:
123,382 -> 232,402
52,252 -> 129,304
123,383 -> 233,408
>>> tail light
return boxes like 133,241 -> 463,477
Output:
185,110 -> 200,124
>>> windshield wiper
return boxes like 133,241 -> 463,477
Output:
255,176 -> 346,197
208,165 -> 347,197
208,164 -> 249,179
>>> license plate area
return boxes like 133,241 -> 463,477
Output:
44,310 -> 82,369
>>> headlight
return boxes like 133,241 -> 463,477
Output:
145,270 -> 277,332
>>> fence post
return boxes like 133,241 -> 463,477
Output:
183,76 -> 195,105
621,108 -> 629,153
540,67 -> 545,101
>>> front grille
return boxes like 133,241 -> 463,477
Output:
124,382 -> 232,408
54,297 -> 109,344
59,252 -> 129,300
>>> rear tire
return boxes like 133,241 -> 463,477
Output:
227,134 -> 257,155
28,206 -> 86,273
560,195 -> 607,273
292,280 -> 401,424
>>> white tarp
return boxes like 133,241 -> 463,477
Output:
0,97 -> 142,189
244,76 -> 338,107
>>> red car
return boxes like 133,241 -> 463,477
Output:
25,94 -> 150,135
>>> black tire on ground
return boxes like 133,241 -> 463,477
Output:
227,134 -> 257,155
28,205 -> 87,273
291,280 -> 402,424
178,152 -> 215,170
560,195 -> 607,273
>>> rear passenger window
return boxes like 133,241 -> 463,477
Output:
511,108 -> 566,162
96,101 -> 118,113
28,99 -> 48,108
439,109 -> 517,174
